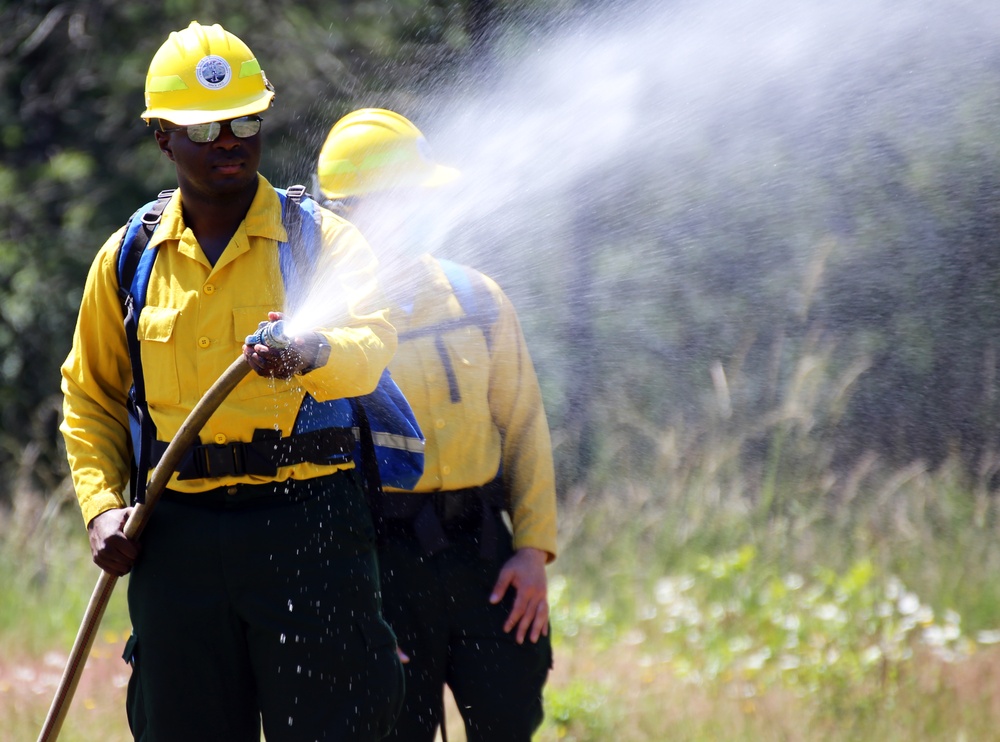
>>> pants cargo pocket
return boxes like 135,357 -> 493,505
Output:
358,615 -> 405,738
123,633 -> 147,740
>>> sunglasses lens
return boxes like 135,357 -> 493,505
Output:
230,117 -> 262,138
186,122 -> 220,143
175,118 -> 260,143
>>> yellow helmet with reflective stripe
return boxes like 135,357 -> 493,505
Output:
316,109 -> 460,200
141,21 -> 274,126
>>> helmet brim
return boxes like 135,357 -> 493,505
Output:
141,91 -> 274,126
319,163 -> 462,201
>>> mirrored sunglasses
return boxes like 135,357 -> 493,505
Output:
160,115 -> 262,143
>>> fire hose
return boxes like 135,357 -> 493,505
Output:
37,353 -> 255,741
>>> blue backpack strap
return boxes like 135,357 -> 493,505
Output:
116,191 -> 174,303
437,258 -> 499,346
115,189 -> 174,504
275,185 -> 321,316
432,260 -> 503,481
397,258 -> 501,403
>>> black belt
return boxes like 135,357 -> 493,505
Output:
381,481 -> 506,560
160,472 -> 349,510
150,427 -> 356,480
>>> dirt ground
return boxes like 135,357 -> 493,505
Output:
1,630 -> 131,740
1,631 -> 467,741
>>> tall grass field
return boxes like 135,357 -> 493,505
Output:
5,352 -> 1000,740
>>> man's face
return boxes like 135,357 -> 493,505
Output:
154,116 -> 263,198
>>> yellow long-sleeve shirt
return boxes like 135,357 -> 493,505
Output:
384,255 -> 557,560
61,176 -> 396,526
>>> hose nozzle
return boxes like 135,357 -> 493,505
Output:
245,320 -> 291,349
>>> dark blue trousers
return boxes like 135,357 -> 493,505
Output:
379,518 -> 552,742
125,472 -> 403,741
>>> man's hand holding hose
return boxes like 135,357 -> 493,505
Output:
243,311 -> 328,379
87,507 -> 139,577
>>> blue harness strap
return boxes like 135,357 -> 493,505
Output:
437,258 -> 499,344
397,258 -> 500,403
116,189 -> 173,504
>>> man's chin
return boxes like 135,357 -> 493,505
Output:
211,170 -> 258,195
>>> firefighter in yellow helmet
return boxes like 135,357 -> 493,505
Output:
61,24 -> 402,740
317,108 -> 557,742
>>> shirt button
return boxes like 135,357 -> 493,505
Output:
227,486 -> 238,496
204,284 -> 215,294
441,465 -> 451,475
435,419 -> 446,429
214,433 -> 227,445
198,337 -> 210,348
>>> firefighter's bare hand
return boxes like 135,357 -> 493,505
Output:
88,507 -> 139,577
490,547 -> 550,644
243,312 -> 319,379
244,340 -> 305,379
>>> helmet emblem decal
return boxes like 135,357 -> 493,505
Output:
195,55 -> 232,90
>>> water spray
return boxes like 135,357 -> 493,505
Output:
37,355 -> 253,742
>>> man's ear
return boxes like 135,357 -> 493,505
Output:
154,129 -> 175,161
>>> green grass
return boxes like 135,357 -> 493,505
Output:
0,488 -> 131,658
7,381 -> 1000,740
6,481 -> 1000,742
526,425 -> 1000,741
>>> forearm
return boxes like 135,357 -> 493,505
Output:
303,315 -> 396,399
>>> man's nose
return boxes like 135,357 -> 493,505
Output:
213,122 -> 242,149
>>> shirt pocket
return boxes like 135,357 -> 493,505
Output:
137,305 -> 180,405
233,305 -> 296,402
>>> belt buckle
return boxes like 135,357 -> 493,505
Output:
198,442 -> 244,478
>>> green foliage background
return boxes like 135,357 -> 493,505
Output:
3,0 -> 1000,508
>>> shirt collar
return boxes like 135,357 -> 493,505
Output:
147,174 -> 286,251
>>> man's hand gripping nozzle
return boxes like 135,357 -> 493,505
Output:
246,319 -> 291,349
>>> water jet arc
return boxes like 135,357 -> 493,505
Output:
37,354 -> 252,742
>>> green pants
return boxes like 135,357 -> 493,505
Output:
125,472 -> 403,741
378,516 -> 552,742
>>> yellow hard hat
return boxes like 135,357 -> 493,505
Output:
316,108 -> 460,200
141,21 -> 274,126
